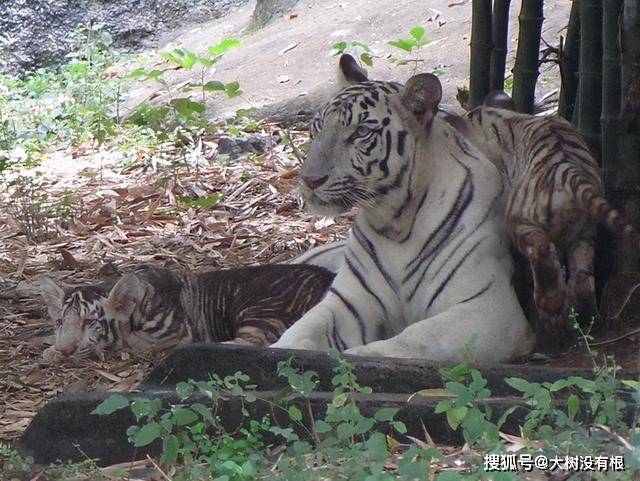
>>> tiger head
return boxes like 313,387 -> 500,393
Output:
299,54 -> 443,216
40,278 -> 114,359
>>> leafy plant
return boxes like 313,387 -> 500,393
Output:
331,40 -> 374,67
388,26 -> 433,74
126,38 -> 241,135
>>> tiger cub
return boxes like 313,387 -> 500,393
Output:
454,92 -> 633,334
40,264 -> 334,360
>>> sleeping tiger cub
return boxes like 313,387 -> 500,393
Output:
454,91 -> 633,334
272,55 -> 535,363
40,264 -> 334,360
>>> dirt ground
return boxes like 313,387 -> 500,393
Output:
125,0 -> 571,120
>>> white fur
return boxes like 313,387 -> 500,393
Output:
273,87 -> 534,364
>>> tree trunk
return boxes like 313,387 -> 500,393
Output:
469,0 -> 493,108
490,0 -> 511,92
558,0 -> 580,121
512,0 -> 544,113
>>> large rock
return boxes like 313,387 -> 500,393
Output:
0,0 -> 249,75
250,0 -> 299,28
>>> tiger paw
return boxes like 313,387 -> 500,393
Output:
42,346 -> 64,363
344,341 -> 387,358
534,289 -> 567,326
271,337 -> 323,351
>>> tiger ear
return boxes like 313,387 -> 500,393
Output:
484,90 -> 514,110
105,273 -> 145,318
40,277 -> 65,320
401,73 -> 443,125
338,54 -> 368,84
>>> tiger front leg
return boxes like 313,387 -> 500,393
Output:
345,292 -> 534,363
272,289 -> 381,352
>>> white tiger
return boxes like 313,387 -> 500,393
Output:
272,56 -> 535,363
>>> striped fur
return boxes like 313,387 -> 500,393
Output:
457,102 -> 632,332
40,264 -> 334,359
273,63 -> 534,363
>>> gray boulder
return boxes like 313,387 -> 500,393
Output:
0,0 -> 249,75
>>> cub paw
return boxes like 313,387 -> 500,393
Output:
42,346 -> 64,363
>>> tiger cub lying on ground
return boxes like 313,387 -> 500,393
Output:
272,56 -> 535,363
40,264 -> 334,360
453,91 -> 633,336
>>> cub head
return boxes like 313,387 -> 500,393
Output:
40,277 -> 112,359
300,54 -> 442,216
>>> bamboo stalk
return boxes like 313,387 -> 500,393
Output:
577,0 -> 603,153
469,0 -> 493,108
558,0 -> 580,121
490,0 -> 512,92
601,0 -> 622,185
512,0 -> 544,113
615,0 -> 640,271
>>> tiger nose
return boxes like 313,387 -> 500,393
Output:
60,345 -> 77,357
301,174 -> 328,189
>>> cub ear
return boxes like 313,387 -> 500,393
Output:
484,90 -> 514,110
338,54 -> 368,84
105,273 -> 145,318
401,73 -> 443,125
40,277 -> 65,320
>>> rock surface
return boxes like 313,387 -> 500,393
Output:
250,0 -> 299,28
0,0 -> 249,75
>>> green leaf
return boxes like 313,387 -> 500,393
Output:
133,422 -> 161,446
409,26 -> 425,41
360,53 -> 373,67
208,38 -> 241,56
179,194 -> 222,209
333,392 -> 348,407
314,419 -> 333,434
225,81 -> 242,98
331,41 -> 348,54
388,39 -> 416,53
161,48 -> 198,69
172,407 -> 198,426
567,394 -> 580,420
445,406 -> 467,430
288,405 -> 303,422
391,421 -> 407,433
176,382 -> 194,400
374,407 -> 399,422
351,41 -> 371,52
171,98 -> 206,117
160,434 -> 179,465
505,377 -> 535,394
202,80 -> 226,91
337,422 -> 355,440
91,394 -> 129,415
241,461 -> 254,477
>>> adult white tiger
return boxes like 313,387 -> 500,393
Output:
272,56 -> 535,363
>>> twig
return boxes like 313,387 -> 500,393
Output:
285,128 -> 305,166
590,327 -> 640,346
146,454 -> 172,481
